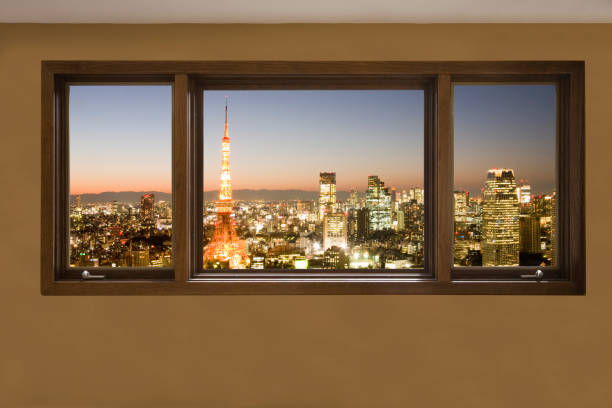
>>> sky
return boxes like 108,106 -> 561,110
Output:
69,85 -> 172,195
69,84 -> 556,197
203,90 -> 424,192
454,84 -> 556,195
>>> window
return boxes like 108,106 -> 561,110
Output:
41,62 -> 585,295
200,90 -> 424,272
452,84 -> 559,277
69,85 -> 173,272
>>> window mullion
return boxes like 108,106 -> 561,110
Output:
435,74 -> 453,282
173,73 -> 189,282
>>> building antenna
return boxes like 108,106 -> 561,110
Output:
225,96 -> 228,126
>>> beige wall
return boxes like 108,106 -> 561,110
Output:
0,24 -> 610,407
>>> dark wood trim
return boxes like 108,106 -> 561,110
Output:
198,76 -> 431,90
41,280 -> 582,296
435,74 -> 453,282
41,63 -> 55,293
41,61 -> 583,76
173,74 -> 189,283
189,80 -> 204,274
567,63 -> 586,294
40,61 -> 586,295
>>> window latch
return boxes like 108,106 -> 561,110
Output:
81,270 -> 105,280
520,269 -> 544,280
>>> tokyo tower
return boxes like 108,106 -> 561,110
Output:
203,98 -> 250,269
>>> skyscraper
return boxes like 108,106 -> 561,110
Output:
140,193 -> 155,227
319,172 -> 336,221
356,208 -> 370,240
519,214 -> 541,254
453,191 -> 469,223
203,98 -> 250,269
482,169 -> 520,266
517,181 -> 532,204
366,175 -> 392,231
323,213 -> 348,250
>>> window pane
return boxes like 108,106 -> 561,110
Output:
453,84 -> 557,267
68,85 -> 172,268
203,90 -> 424,270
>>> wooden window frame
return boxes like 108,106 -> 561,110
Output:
41,61 -> 585,295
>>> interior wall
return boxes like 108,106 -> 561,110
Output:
0,24 -> 610,407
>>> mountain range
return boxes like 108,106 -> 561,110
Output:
72,189 -> 353,204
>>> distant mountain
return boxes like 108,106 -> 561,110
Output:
72,189 -> 353,204
204,189 -> 352,201
71,191 -> 172,205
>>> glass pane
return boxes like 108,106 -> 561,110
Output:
203,90 -> 424,270
453,84 -> 557,267
68,85 -> 172,268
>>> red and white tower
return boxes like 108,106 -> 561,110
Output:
203,98 -> 250,269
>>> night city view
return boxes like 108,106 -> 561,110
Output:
68,85 -> 556,270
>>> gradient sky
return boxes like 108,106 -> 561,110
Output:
69,84 -> 556,197
204,90 -> 424,192
454,84 -> 556,195
69,85 -> 172,195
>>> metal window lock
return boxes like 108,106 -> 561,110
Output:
520,269 -> 544,280
81,270 -> 105,280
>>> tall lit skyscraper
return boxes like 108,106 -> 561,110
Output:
482,169 -> 520,266
319,172 -> 336,221
140,193 -> 155,227
453,191 -> 469,223
366,175 -> 392,231
323,213 -> 347,250
550,193 -> 556,266
203,98 -> 250,269
519,214 -> 541,254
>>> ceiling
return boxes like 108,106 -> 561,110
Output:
1,0 -> 611,23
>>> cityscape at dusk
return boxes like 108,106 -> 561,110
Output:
68,85 -> 557,269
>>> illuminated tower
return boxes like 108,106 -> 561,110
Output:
203,98 -> 249,269
482,169 -> 520,266
319,172 -> 336,221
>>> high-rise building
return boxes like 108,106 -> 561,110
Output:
453,191 -> 469,223
323,213 -> 347,250
357,208 -> 370,239
140,193 -> 155,227
319,172 -> 336,221
520,214 -> 541,254
203,98 -> 250,269
366,175 -> 392,231
482,169 -> 520,266
141,193 -> 155,219
407,187 -> 425,205
550,193 -> 556,266
517,181 -> 531,204
393,210 -> 405,231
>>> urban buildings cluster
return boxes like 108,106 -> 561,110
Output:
69,103 -> 555,270
69,193 -> 172,267
202,174 -> 426,270
454,169 -> 556,267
